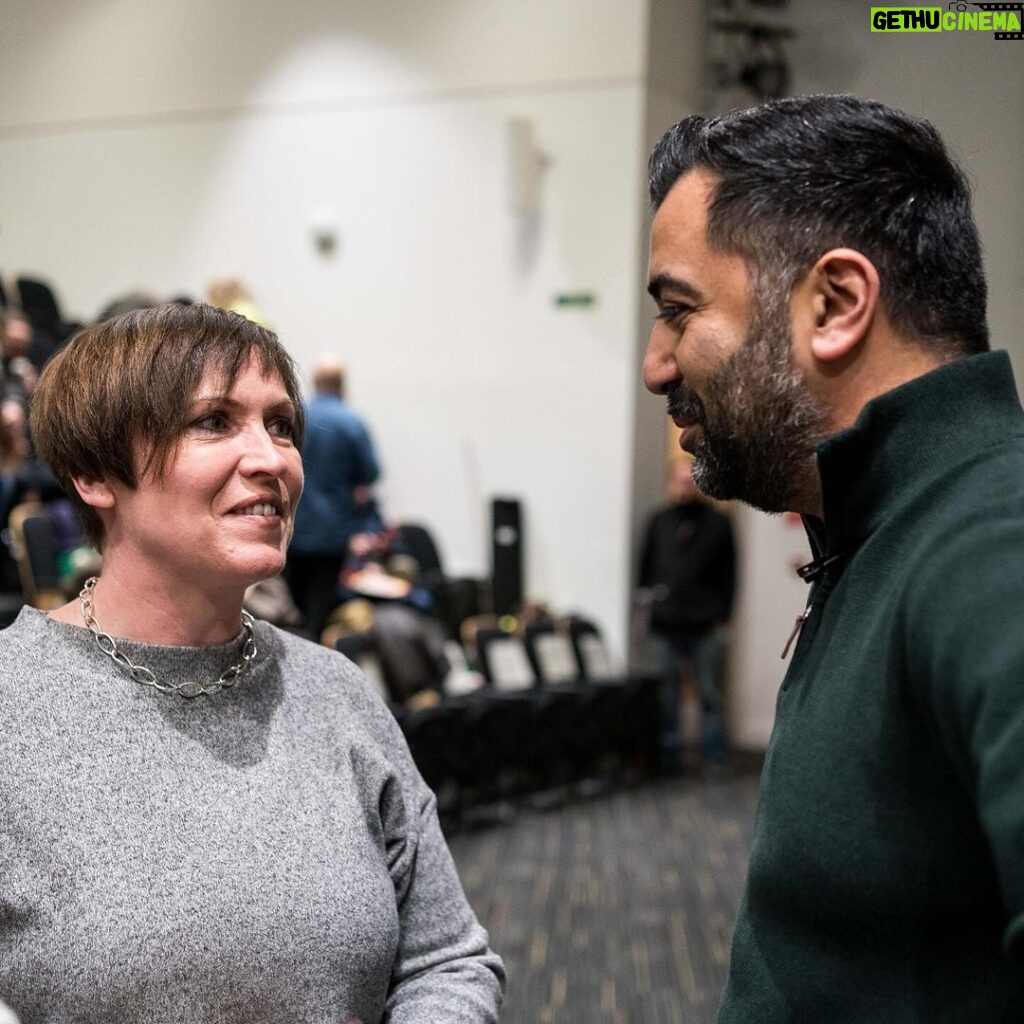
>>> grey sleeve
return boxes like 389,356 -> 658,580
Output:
383,783 -> 506,1023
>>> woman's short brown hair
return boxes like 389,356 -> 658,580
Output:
31,303 -> 305,549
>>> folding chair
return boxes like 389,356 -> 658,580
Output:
475,628 -> 536,692
7,502 -> 65,609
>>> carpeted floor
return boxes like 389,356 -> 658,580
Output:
448,766 -> 761,1024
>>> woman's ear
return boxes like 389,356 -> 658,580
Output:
804,248 -> 881,364
71,475 -> 116,510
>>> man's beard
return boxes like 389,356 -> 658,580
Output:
666,294 -> 826,514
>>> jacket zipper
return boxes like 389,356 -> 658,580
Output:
781,546 -> 845,660
780,607 -> 811,660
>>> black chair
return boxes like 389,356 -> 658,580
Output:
457,692 -> 534,802
527,621 -> 629,779
0,592 -> 23,628
396,523 -> 443,576
16,277 -> 63,335
475,627 -> 535,691
7,503 -> 64,609
396,522 -> 487,638
16,276 -> 80,366
400,703 -> 467,795
523,622 -> 579,685
0,485 -> 26,626
568,616 -> 660,771
479,625 -> 596,790
568,617 -> 617,681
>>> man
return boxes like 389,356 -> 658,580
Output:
639,459 -> 735,771
286,356 -> 380,639
643,95 -> 1024,1021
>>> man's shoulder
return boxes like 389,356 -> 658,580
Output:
930,431 -> 1024,523
900,440 -> 1024,617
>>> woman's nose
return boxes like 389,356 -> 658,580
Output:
239,425 -> 291,477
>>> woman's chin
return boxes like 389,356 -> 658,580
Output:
232,552 -> 288,588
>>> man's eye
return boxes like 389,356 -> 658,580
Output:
656,304 -> 690,326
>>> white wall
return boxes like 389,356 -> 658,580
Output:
4,2 -> 1020,715
0,0 -> 646,128
0,0 -> 649,658
630,0 -> 708,571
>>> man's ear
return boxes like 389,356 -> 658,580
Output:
802,248 -> 881,364
71,475 -> 116,510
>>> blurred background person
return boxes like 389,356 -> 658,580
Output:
1,312 -> 81,589
286,355 -> 381,639
639,458 -> 736,773
0,398 -> 29,535
207,275 -> 270,328
1,312 -> 33,403
95,289 -> 163,322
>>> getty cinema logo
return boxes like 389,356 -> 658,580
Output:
871,3 -> 1023,38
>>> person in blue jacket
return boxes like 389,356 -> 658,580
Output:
286,355 -> 380,639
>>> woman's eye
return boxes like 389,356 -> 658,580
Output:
193,412 -> 229,431
268,418 -> 295,440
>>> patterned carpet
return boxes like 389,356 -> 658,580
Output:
447,766 -> 761,1024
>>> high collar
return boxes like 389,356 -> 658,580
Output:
806,351 -> 1023,559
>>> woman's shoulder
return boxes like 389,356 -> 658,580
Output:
259,622 -> 424,806
0,608 -> 46,695
0,606 -> 76,665
259,622 -> 397,724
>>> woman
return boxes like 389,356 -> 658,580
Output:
0,304 -> 504,1022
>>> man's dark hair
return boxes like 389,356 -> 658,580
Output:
649,95 -> 988,357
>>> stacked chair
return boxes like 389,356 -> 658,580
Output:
371,612 -> 661,823
324,520 -> 661,820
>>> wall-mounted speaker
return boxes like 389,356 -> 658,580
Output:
491,497 -> 523,617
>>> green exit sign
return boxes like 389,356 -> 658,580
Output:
554,292 -> 596,308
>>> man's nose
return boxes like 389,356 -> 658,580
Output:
642,329 -> 679,396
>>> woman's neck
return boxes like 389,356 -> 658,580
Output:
50,560 -> 247,646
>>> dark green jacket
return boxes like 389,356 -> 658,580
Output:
718,352 -> 1024,1023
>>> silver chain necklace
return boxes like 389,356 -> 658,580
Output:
79,576 -> 258,698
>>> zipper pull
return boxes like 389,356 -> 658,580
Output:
781,607 -> 811,660
796,553 -> 842,583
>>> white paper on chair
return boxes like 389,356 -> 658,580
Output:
489,638 -> 535,691
535,633 -> 578,683
579,633 -> 615,680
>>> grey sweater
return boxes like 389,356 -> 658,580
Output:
0,608 -> 504,1023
